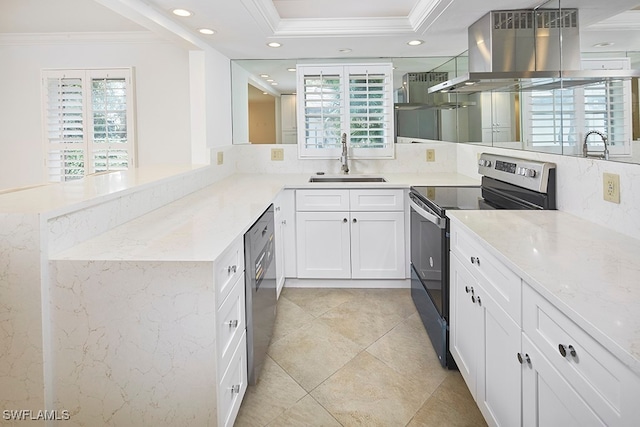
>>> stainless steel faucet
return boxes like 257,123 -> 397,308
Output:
340,133 -> 349,174
583,130 -> 609,160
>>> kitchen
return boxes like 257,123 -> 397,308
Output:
1,0 -> 640,426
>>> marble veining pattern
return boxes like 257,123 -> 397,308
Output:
447,210 -> 640,375
51,173 -> 479,262
50,260 -> 217,426
0,214 -> 45,416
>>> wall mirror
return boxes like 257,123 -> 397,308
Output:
230,0 -> 640,164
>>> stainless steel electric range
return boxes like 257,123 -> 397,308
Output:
409,153 -> 557,368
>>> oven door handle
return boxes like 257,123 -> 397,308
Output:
409,195 -> 446,229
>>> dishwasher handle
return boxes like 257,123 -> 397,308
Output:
409,193 -> 446,229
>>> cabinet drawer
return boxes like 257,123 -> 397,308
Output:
218,331 -> 247,427
296,189 -> 350,211
215,237 -> 244,307
217,275 -> 246,372
450,224 -> 521,323
350,189 -> 404,211
523,285 -> 640,426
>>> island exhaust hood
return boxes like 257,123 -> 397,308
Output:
395,72 -> 476,110
428,9 -> 640,94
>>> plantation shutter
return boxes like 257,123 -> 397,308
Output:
297,63 -> 394,159
42,69 -> 135,182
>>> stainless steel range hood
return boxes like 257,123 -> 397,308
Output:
428,9 -> 640,94
396,72 -> 476,110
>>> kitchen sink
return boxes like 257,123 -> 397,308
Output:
308,175 -> 387,183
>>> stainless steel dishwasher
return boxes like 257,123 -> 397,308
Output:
244,204 -> 277,385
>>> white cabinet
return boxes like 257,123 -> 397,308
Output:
295,189 -> 405,280
521,285 -> 640,427
214,237 -> 248,427
480,92 -> 514,143
274,189 -> 296,297
450,251 -> 522,427
280,94 -> 297,144
450,221 -> 640,427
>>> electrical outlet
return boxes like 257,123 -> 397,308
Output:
271,148 -> 284,161
426,149 -> 436,162
216,151 -> 224,165
603,172 -> 620,204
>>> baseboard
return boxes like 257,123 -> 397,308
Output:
284,278 -> 410,289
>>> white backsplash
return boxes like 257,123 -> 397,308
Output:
456,144 -> 640,241
234,142 -> 457,175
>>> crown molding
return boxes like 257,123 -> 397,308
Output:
0,31 -> 161,46
241,0 -> 449,38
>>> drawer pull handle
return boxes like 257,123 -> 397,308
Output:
476,296 -> 482,306
470,257 -> 480,265
227,265 -> 237,274
465,286 -> 474,294
517,353 -> 531,365
230,384 -> 240,394
226,319 -> 239,328
558,344 -> 577,358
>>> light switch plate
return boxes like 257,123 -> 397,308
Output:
603,172 -> 620,204
271,148 -> 284,161
216,151 -> 224,165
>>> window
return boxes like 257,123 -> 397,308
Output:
296,63 -> 394,159
42,68 -> 135,182
521,59 -> 632,157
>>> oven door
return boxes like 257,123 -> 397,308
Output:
409,193 -> 448,318
409,193 -> 454,368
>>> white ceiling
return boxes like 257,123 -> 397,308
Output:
2,0 -> 640,60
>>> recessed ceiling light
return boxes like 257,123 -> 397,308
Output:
287,68 -> 296,72
267,42 -> 282,48
266,79 -> 274,82
198,28 -> 215,35
465,81 -> 476,86
262,92 -> 268,95
260,74 -> 269,78
339,48 -> 352,53
172,8 -> 192,17
271,82 -> 278,86
593,42 -> 614,48
407,40 -> 424,46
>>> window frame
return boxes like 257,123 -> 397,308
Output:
296,63 -> 395,159
41,68 -> 136,182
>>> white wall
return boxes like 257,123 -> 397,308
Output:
456,143 -> 640,241
0,35 -> 192,190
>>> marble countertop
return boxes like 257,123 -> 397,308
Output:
447,210 -> 640,375
51,172 -> 479,262
0,164 -> 208,216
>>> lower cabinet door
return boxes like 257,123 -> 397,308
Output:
522,334 -> 603,427
350,211 -> 405,279
218,331 -> 248,427
295,211 -> 351,278
477,286 -> 522,427
450,254 -> 481,394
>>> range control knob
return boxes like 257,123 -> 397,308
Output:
517,167 -> 537,178
478,159 -> 492,168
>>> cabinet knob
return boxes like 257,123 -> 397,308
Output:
227,265 -> 237,274
343,218 -> 348,223
470,256 -> 480,265
281,220 -> 287,225
517,353 -> 531,365
226,319 -> 239,328
275,206 -> 281,211
476,296 -> 482,306
558,344 -> 577,358
352,218 -> 357,223
471,295 -> 476,303
465,286 -> 474,294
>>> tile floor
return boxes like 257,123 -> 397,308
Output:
235,288 -> 487,427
